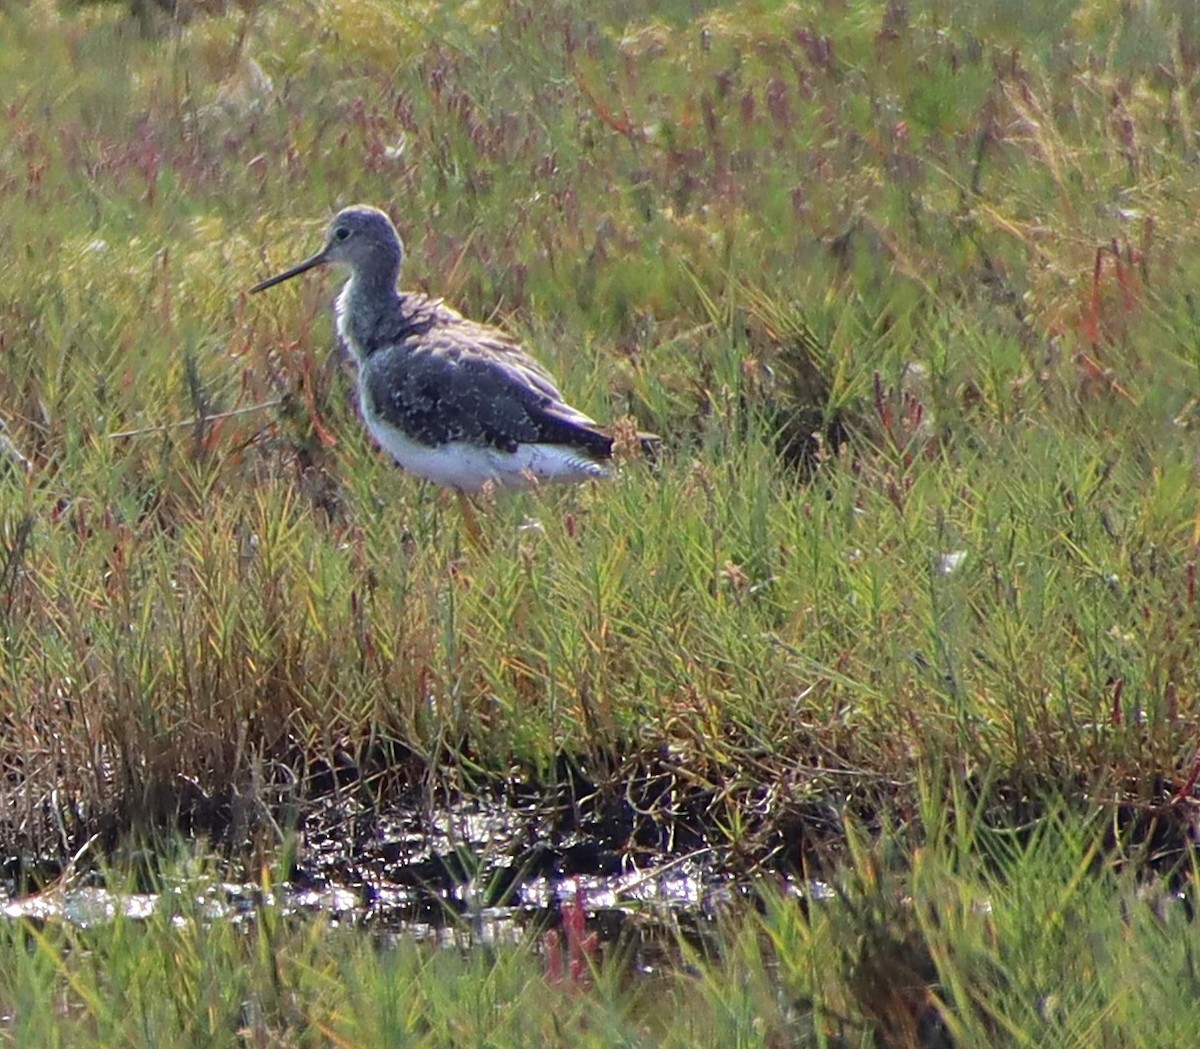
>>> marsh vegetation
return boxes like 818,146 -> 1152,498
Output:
1,0 -> 1200,1043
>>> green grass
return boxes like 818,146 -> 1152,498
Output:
2,799 -> 1199,1046
2,0 -> 1200,1042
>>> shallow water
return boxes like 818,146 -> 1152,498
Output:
0,793 -> 832,945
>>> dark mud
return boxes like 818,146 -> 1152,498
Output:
0,749 -> 844,945
1,754 -> 1196,943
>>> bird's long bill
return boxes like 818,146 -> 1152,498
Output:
248,250 -> 328,294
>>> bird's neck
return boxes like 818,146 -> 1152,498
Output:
338,267 -> 402,361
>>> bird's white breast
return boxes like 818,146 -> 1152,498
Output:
334,282 -> 366,362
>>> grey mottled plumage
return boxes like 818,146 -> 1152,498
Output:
250,205 -> 615,492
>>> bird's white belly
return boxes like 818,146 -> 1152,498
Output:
359,387 -> 607,493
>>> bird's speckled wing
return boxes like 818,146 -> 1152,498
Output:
362,296 -> 614,458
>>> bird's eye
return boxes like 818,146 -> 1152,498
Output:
334,227 -> 351,241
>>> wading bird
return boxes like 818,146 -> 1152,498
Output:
250,206 -> 630,510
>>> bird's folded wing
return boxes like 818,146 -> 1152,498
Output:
364,329 -> 613,457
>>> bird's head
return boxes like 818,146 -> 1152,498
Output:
250,205 -> 404,293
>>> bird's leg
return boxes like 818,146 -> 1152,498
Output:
455,489 -> 485,547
